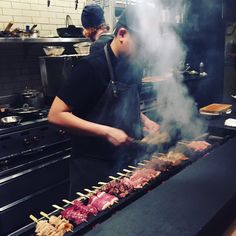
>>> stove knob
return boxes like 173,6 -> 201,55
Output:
33,136 -> 40,143
23,138 -> 30,147
58,129 -> 66,135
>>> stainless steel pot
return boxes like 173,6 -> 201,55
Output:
0,116 -> 22,125
21,89 -> 44,108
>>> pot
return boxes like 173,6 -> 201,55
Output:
12,104 -> 39,116
0,116 -> 22,126
57,15 -> 84,38
21,89 -> 44,108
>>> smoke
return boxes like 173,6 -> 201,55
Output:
133,1 -> 207,141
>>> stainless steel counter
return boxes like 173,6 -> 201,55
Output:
0,37 -> 87,43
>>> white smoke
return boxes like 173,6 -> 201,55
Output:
134,1 -> 207,140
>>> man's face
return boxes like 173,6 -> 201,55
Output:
117,28 -> 140,60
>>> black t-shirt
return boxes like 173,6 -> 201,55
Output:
90,33 -> 114,54
57,41 -> 143,119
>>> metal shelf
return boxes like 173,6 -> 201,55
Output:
0,37 -> 87,44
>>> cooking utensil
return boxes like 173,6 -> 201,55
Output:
73,42 -> 91,55
57,15 -> 84,38
75,0 -> 78,10
200,103 -> 232,114
0,116 -> 22,125
43,46 -> 65,56
12,104 -> 39,115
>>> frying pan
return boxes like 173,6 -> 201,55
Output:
57,15 -> 84,38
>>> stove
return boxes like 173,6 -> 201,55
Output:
0,107 -> 72,235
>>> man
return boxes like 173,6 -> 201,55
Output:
81,4 -> 114,53
48,6 -> 159,199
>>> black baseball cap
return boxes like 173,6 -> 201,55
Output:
115,6 -> 141,33
81,4 -> 105,29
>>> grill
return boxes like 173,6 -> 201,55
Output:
9,133 -> 229,236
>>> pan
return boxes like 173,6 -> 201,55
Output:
57,15 -> 84,38
12,104 -> 39,116
0,116 -> 22,126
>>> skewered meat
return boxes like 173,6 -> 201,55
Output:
48,215 -> 73,233
61,206 -> 87,225
145,158 -> 171,171
88,192 -> 119,211
157,151 -> 188,166
185,141 -> 210,152
101,179 -> 134,198
35,220 -> 61,236
73,199 -> 98,216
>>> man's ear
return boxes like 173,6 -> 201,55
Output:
117,27 -> 128,43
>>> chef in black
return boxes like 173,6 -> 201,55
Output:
48,6 -> 160,199
81,4 -> 114,54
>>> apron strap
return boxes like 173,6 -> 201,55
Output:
104,44 -> 118,98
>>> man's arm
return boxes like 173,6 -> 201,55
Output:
48,96 -> 132,146
140,112 -> 160,134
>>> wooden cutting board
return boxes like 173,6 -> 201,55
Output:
200,103 -> 232,114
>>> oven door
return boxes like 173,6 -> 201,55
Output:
0,143 -> 71,235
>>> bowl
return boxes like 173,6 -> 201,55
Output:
0,116 -> 22,125
73,42 -> 91,55
43,46 -> 65,56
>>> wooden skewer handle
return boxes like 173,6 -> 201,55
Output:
98,181 -> 107,185
40,211 -> 50,219
92,186 -> 100,189
62,199 -> 73,204
29,214 -> 38,223
128,165 -> 136,169
76,192 -> 89,198
109,176 -> 118,180
52,204 -> 64,211
123,169 -> 132,173
117,172 -> 126,176
138,162 -> 145,166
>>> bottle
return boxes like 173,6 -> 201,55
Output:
199,61 -> 204,74
3,21 -> 14,33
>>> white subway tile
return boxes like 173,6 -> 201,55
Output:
0,1 -> 12,8
22,10 -> 40,17
12,2 -> 31,10
2,9 -> 23,16
0,15 -> 13,23
32,17 -> 49,24
13,16 -> 32,23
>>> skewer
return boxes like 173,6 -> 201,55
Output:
98,181 -> 107,185
40,211 -> 50,219
123,169 -> 132,173
128,165 -> 136,169
76,192 -> 89,199
143,160 -> 150,163
52,204 -> 65,211
62,199 -> 73,205
117,172 -> 126,176
178,141 -> 190,145
109,175 -> 119,180
29,214 -> 38,223
92,186 -> 100,190
84,188 -> 96,194
138,162 -> 146,166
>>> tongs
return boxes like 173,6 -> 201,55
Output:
132,131 -> 170,152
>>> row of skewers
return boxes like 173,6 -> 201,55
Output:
30,151 -> 190,236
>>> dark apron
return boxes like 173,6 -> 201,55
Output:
69,45 -> 142,199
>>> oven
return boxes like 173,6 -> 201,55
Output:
0,117 -> 71,235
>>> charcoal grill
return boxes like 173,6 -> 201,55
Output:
9,133 -> 229,236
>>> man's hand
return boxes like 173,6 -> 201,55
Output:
104,126 -> 133,146
141,113 -> 160,134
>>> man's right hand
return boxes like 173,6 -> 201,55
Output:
104,127 -> 133,146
